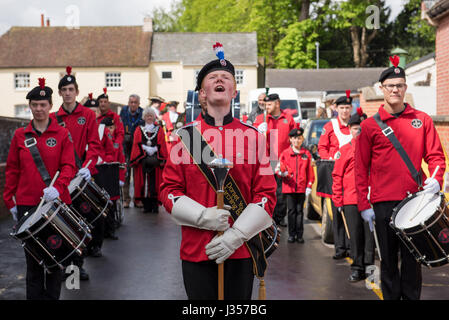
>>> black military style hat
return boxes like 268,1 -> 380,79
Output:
335,90 -> 353,106
379,55 -> 406,83
289,127 -> 304,137
348,107 -> 367,126
84,93 -> 99,108
100,116 -> 114,127
264,93 -> 280,102
58,66 -> 77,89
97,87 -> 109,101
26,78 -> 53,101
195,42 -> 235,91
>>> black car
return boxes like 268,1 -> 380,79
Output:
302,118 -> 330,160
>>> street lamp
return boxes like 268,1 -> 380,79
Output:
315,42 -> 320,69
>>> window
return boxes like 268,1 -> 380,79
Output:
106,72 -> 122,89
15,104 -> 32,119
15,73 -> 30,89
161,71 -> 172,80
235,70 -> 244,85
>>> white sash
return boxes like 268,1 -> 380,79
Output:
331,118 -> 352,150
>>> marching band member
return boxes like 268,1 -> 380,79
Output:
3,78 -> 76,299
317,91 -> 353,260
50,66 -> 102,281
355,56 -> 446,300
279,128 -> 314,244
253,93 -> 296,228
97,88 -> 125,145
160,43 -> 276,300
332,108 -> 374,282
130,107 -> 168,213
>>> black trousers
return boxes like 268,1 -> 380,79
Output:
87,215 -> 105,250
17,205 -> 62,300
286,193 -> 305,238
182,259 -> 254,300
104,201 -> 117,235
344,205 -> 374,271
373,201 -> 422,300
273,175 -> 287,225
331,200 -> 350,255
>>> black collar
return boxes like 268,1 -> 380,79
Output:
62,102 -> 78,115
32,118 -> 52,136
204,110 -> 234,126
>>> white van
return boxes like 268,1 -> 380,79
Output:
247,87 -> 302,123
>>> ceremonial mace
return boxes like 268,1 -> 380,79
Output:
208,157 -> 233,300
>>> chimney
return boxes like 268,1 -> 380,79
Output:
143,16 -> 153,32
41,14 -> 45,27
46,18 -> 50,27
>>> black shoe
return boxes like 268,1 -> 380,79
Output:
296,237 -> 304,243
90,246 -> 102,257
287,236 -> 296,243
348,270 -> 366,282
80,268 -> 89,281
279,221 -> 287,227
333,252 -> 348,260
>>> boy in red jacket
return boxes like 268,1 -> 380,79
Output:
279,128 -> 314,243
332,109 -> 374,282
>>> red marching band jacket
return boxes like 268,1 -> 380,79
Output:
3,119 -> 76,209
253,110 -> 296,160
160,117 -> 277,262
332,139 -> 357,207
279,146 -> 315,194
355,104 -> 446,212
50,103 -> 101,174
130,123 -> 168,200
318,117 -> 351,160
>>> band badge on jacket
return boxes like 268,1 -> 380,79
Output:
301,153 -> 308,160
334,151 -> 341,159
411,119 -> 422,129
46,137 -> 57,147
77,117 -> 86,125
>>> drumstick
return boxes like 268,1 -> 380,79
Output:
36,171 -> 60,214
340,208 -> 351,240
372,221 -> 382,262
410,165 -> 440,222
83,159 -> 92,169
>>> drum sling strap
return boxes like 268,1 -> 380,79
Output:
55,112 -> 84,169
24,133 -> 52,187
373,112 -> 422,187
177,125 -> 269,282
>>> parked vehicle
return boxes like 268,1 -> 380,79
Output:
185,90 -> 240,123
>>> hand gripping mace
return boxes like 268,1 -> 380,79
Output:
208,157 -> 233,300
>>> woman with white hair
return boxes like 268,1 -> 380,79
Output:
130,106 -> 168,213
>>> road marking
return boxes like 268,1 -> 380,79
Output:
312,220 -> 383,300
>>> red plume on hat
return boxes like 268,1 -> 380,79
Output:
66,66 -> 72,75
88,93 -> 93,100
346,90 -> 351,98
103,87 -> 107,95
38,78 -> 46,89
356,107 -> 364,117
389,55 -> 400,68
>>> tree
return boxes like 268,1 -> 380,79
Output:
151,1 -> 184,32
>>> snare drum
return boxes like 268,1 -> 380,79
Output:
391,192 -> 449,268
68,175 -> 112,227
11,199 -> 92,271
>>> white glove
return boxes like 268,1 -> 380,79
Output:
423,177 -> 440,195
305,188 -> 312,196
10,206 -> 18,221
205,203 -> 273,264
258,122 -> 268,134
119,180 -> 125,187
43,186 -> 60,202
78,167 -> 91,181
171,195 -> 230,231
361,208 -> 375,232
142,145 -> 157,156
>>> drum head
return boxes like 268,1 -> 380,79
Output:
17,201 -> 54,234
394,193 -> 441,229
68,175 -> 84,193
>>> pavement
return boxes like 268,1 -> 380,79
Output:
1,205 -> 449,300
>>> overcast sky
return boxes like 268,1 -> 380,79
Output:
0,0 -> 406,36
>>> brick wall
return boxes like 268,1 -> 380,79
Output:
434,116 -> 449,155
359,93 -> 382,117
436,15 -> 449,115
